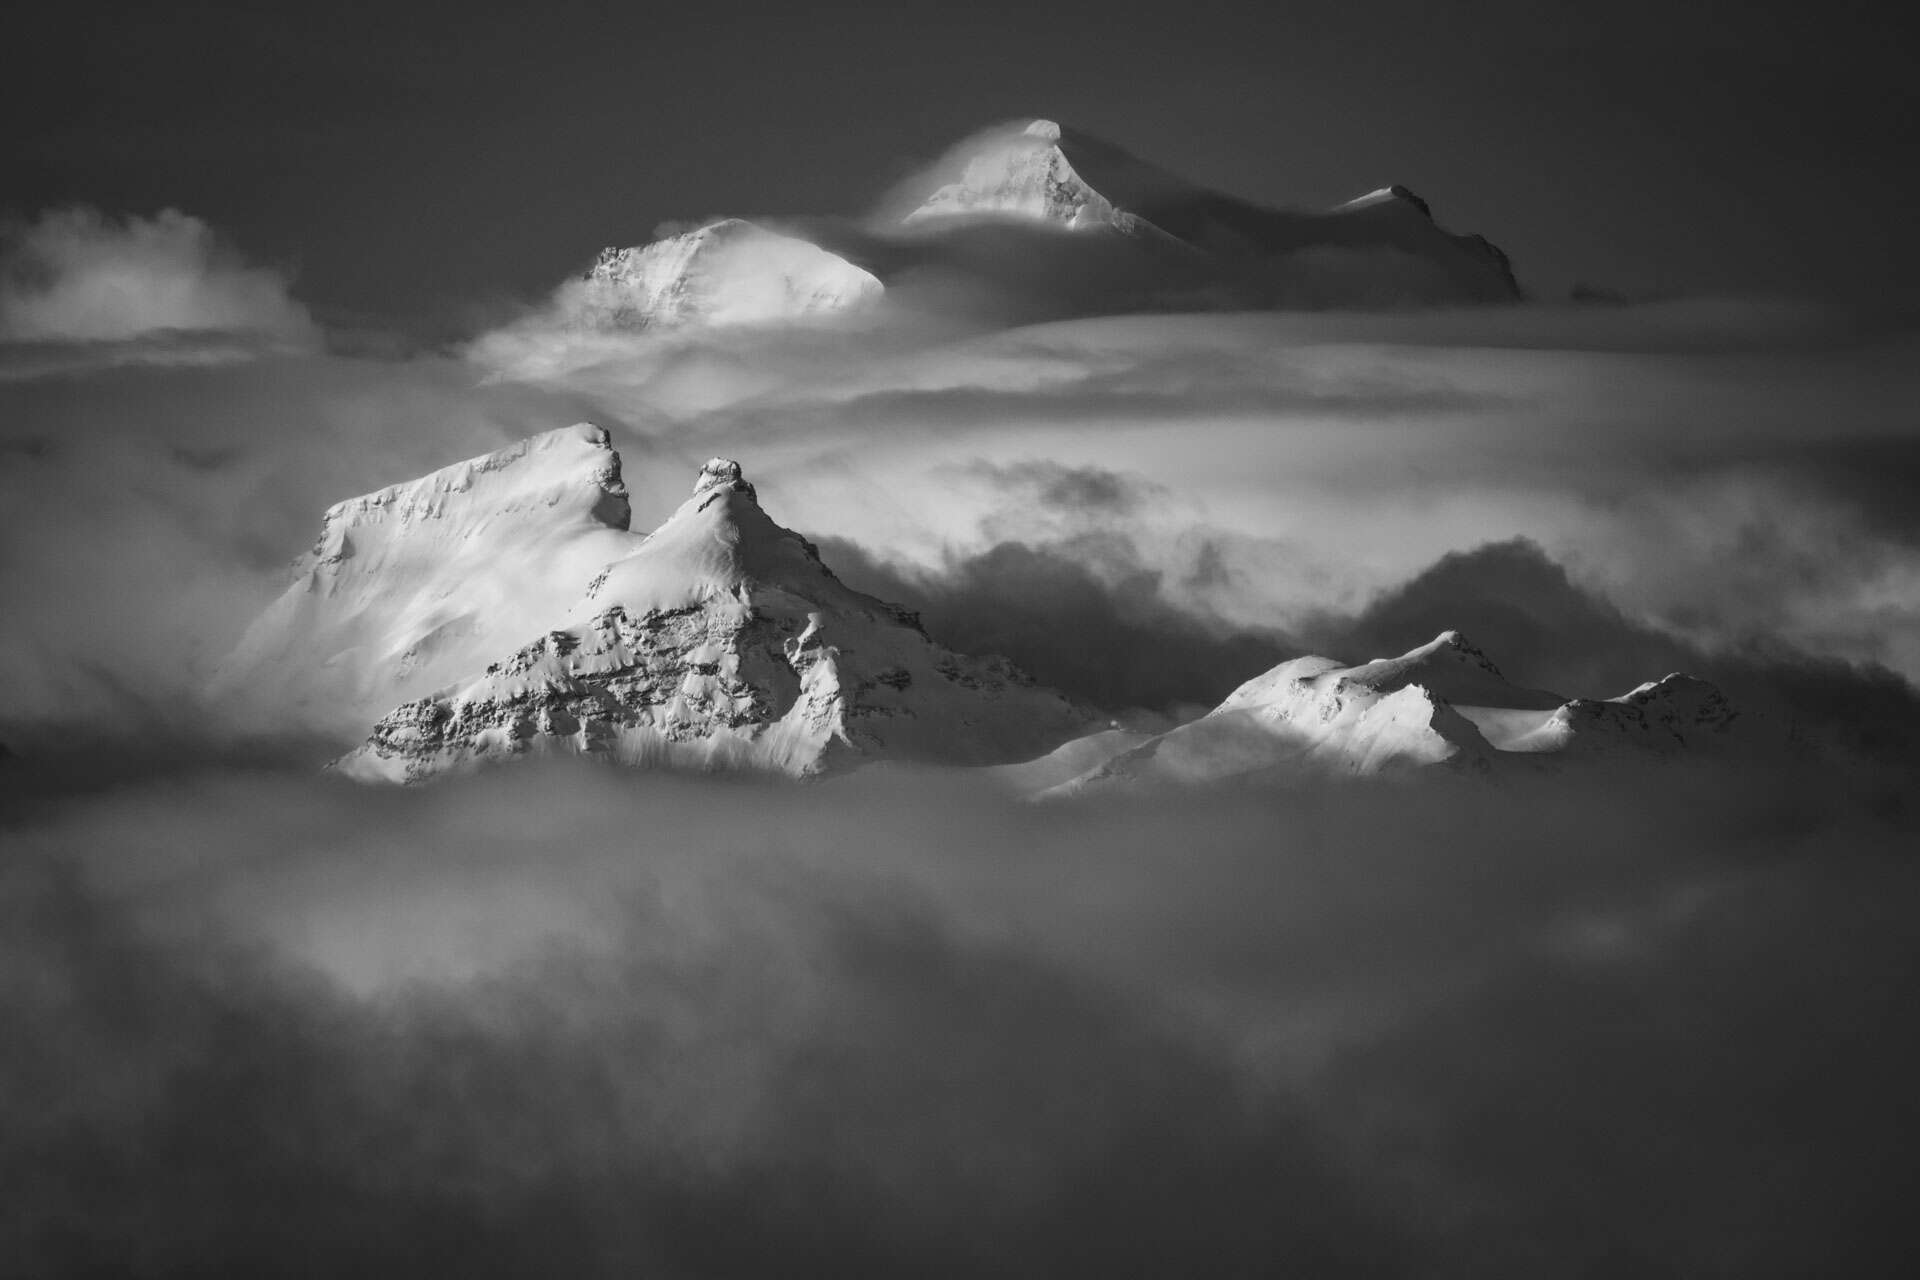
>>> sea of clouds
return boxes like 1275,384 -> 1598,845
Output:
3,206 -> 1918,1275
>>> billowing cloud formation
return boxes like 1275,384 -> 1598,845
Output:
5,201 -> 1920,1279
0,207 -> 314,345
5,756 -> 1916,1276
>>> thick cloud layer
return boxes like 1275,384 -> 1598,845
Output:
5,759 -> 1917,1276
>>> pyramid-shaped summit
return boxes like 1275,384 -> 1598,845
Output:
336,455 -> 1091,782
907,120 -> 1144,232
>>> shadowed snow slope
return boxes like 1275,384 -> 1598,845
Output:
899,119 -> 1520,306
573,218 -> 882,330
336,457 -> 1092,783
1024,631 -> 1763,795
213,424 -> 636,736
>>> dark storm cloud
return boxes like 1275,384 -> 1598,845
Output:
822,533 -> 1292,716
5,755 -> 1917,1277
808,455 -> 1291,715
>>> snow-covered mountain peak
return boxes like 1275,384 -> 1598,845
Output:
1538,673 -> 1745,752
576,219 -> 882,331
331,443 -> 1092,784
1216,630 -> 1542,719
896,118 -> 1520,303
212,423 -> 640,734
571,456 -> 868,620
904,120 -> 1132,232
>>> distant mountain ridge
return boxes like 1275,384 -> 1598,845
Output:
1009,630 -> 1763,796
904,120 -> 1518,302
553,116 -> 1521,333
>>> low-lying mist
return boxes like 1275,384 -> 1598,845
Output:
5,757 -> 1915,1276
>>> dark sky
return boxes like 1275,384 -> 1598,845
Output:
6,0 -> 1912,328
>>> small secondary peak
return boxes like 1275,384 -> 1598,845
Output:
1023,119 -> 1064,141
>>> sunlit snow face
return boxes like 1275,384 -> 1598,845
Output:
903,119 -> 1121,230
6,283 -> 1920,748
575,220 -> 883,330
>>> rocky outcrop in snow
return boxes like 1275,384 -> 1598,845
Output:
335,455 -> 1091,783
